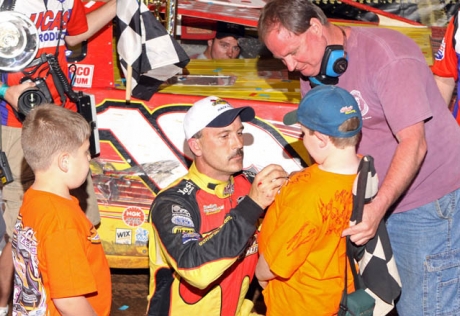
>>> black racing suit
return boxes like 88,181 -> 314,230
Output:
147,163 -> 263,316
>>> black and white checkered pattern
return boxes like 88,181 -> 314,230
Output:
351,156 -> 402,315
116,0 -> 189,100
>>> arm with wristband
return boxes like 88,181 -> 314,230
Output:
0,80 -> 35,112
0,84 -> 8,99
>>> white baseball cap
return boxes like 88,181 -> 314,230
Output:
183,96 -> 255,140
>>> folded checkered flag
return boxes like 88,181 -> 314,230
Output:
116,0 -> 190,100
350,155 -> 402,315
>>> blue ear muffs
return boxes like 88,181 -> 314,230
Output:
309,26 -> 348,87
309,45 -> 348,86
322,45 -> 348,77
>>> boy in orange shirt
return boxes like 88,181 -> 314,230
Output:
256,85 -> 362,315
11,104 -> 111,315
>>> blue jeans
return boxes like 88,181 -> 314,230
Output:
387,188 -> 460,316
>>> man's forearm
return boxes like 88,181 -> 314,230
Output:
434,75 -> 456,107
374,121 -> 427,219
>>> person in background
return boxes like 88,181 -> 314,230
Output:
147,96 -> 288,316
12,104 -> 111,315
258,0 -> 460,315
432,11 -> 460,124
256,85 -> 362,315
190,22 -> 245,59
0,1 -> 116,315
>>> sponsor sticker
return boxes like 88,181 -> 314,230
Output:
122,207 -> 146,227
116,228 -> 132,245
69,64 -> 94,88
135,227 -> 149,245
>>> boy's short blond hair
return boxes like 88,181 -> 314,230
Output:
307,117 -> 361,148
330,116 -> 362,148
21,104 -> 91,172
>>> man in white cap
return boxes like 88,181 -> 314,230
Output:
147,96 -> 288,316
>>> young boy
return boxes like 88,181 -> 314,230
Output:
11,104 -> 111,315
256,85 -> 363,315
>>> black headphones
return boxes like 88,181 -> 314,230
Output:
309,27 -> 348,87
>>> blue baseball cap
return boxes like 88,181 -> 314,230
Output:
283,85 -> 362,138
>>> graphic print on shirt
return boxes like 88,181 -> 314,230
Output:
29,1 -> 72,47
11,216 -> 47,315
88,226 -> 102,244
29,9 -> 69,48
350,90 -> 370,119
8,0 -> 76,50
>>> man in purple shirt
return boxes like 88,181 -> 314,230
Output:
258,0 -> 460,315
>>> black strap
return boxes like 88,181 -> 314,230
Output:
339,255 -> 348,315
351,157 -> 369,223
347,237 -> 365,290
340,156 -> 374,313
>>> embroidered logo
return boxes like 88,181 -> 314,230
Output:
350,90 -> 370,118
172,226 -> 195,234
181,232 -> 201,244
223,182 -> 234,196
171,204 -> 191,218
171,215 -> 195,227
340,105 -> 356,115
203,204 -> 224,215
178,181 -> 195,195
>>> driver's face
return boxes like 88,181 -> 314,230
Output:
209,37 -> 241,59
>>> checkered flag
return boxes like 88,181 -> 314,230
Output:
350,156 -> 402,315
116,0 -> 190,100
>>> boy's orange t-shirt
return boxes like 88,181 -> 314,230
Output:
259,164 -> 355,316
12,188 -> 111,315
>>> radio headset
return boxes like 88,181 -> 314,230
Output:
308,26 -> 348,88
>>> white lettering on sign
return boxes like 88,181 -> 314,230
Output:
71,64 -> 94,88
